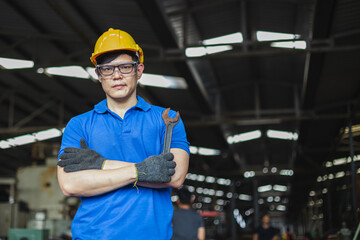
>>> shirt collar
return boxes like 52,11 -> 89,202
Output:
94,96 -> 151,114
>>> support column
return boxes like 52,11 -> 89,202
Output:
349,120 -> 357,221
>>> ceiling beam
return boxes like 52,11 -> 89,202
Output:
44,0 -> 92,47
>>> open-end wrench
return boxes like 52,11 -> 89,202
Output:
162,108 -> 180,153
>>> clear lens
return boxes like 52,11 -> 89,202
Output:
97,62 -> 137,76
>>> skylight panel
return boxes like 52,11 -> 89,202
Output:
0,57 -> 34,69
0,128 -> 63,149
271,41 -> 306,50
203,32 -> 243,45
185,45 -> 233,57
266,129 -> 298,140
34,128 -> 63,141
86,67 -> 98,80
256,31 -> 300,42
227,130 -> 262,144
44,66 -> 90,79
12,134 -> 36,146
139,73 -> 188,89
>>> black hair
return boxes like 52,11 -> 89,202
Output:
177,187 -> 192,204
96,50 -> 139,65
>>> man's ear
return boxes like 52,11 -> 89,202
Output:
136,63 -> 145,80
95,68 -> 103,83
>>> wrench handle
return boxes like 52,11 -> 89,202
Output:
163,122 -> 176,153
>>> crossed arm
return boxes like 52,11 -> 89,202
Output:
57,148 -> 189,197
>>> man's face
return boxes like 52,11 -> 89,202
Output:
262,214 -> 270,224
97,54 -> 144,102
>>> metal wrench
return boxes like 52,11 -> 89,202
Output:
162,108 -> 180,153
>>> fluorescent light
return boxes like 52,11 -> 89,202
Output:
216,190 -> 224,197
267,129 -> 298,140
189,146 -> 220,156
203,32 -> 243,45
203,197 -> 212,203
267,196 -> 274,202
276,205 -> 286,211
271,41 -> 306,49
139,73 -> 187,89
198,147 -> 220,156
333,157 -> 347,166
233,209 -> 246,228
279,169 -> 294,176
217,178 -> 231,185
325,161 -> 333,168
185,45 -> 233,57
244,171 -> 255,178
0,57 -> 34,69
227,130 -> 262,144
273,184 -> 287,192
34,128 -> 62,141
335,171 -> 345,178
189,146 -> 198,154
239,194 -> 252,201
256,31 -> 300,42
258,185 -> 272,192
45,66 -> 90,79
245,208 -> 254,216
196,175 -> 205,182
171,195 -> 178,202
205,176 -> 216,183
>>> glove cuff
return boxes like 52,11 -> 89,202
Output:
100,159 -> 107,169
133,166 -> 139,192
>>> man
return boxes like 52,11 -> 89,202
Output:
253,213 -> 279,240
57,28 -> 190,240
172,187 -> 205,240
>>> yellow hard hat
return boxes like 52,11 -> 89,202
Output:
90,28 -> 144,66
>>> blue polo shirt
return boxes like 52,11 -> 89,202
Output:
58,96 -> 190,240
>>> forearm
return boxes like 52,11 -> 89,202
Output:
103,148 -> 189,189
57,164 -> 136,197
198,227 -> 205,240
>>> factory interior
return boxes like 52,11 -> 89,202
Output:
1,0 -> 360,239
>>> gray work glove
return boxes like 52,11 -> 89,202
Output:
58,139 -> 106,172
135,153 -> 176,183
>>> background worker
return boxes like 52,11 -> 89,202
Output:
172,187 -> 205,240
57,28 -> 190,240
253,213 -> 279,240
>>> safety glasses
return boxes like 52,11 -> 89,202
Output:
97,62 -> 137,76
